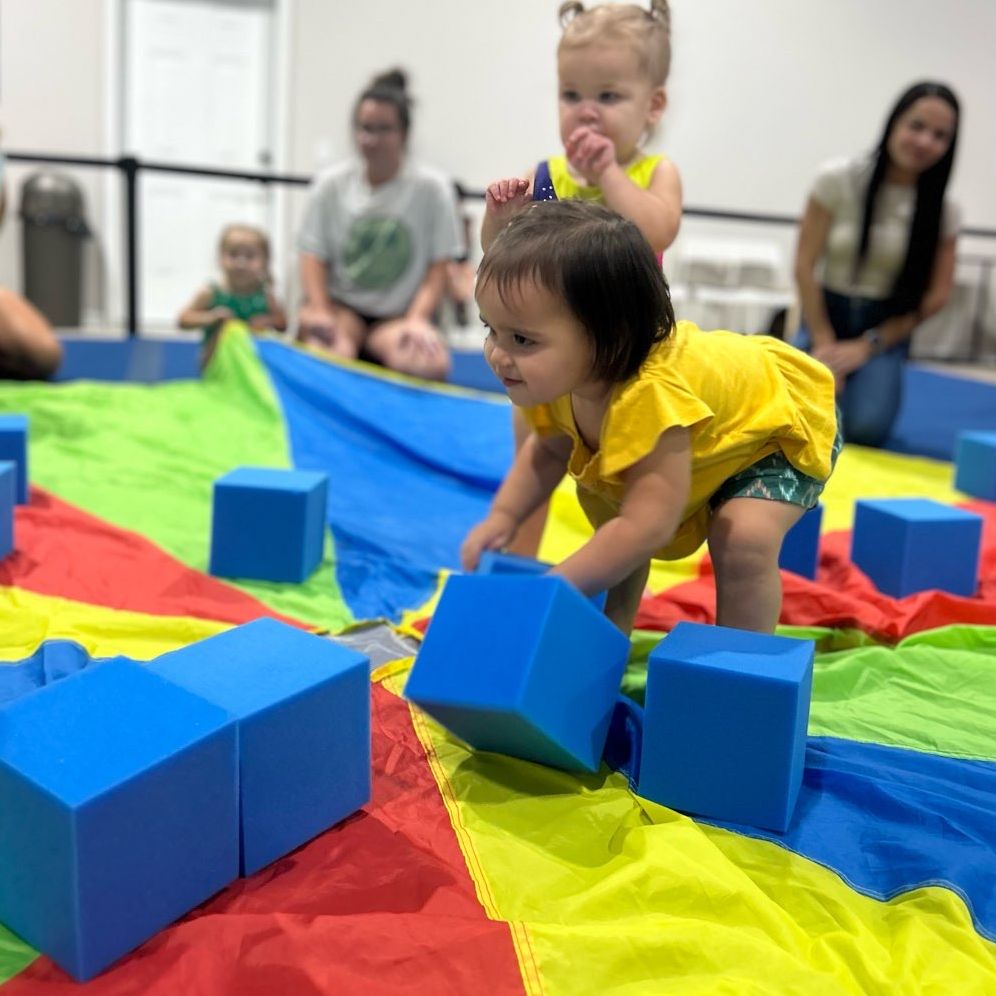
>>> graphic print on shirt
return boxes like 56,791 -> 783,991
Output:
343,217 -> 413,290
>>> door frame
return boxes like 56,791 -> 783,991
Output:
101,0 -> 293,335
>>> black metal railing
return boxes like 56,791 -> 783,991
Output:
7,151 -> 996,355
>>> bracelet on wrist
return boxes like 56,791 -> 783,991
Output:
862,328 -> 884,356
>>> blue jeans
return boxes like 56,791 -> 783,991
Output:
795,289 -> 908,448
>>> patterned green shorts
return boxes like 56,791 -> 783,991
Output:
710,416 -> 844,511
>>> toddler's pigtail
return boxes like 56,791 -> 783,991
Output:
558,1 -> 585,27
649,0 -> 671,33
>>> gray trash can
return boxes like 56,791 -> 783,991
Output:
19,171 -> 90,327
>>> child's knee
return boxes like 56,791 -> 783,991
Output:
713,540 -> 776,581
709,517 -> 784,579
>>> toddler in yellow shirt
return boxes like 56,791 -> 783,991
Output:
462,200 -> 840,635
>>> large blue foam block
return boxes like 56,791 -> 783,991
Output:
209,467 -> 328,582
639,622 -> 814,832
0,461 -> 14,558
0,661 -> 238,981
476,550 -> 607,609
954,431 -> 996,501
0,414 -> 28,504
150,617 -> 371,876
851,497 -> 982,598
778,503 -> 823,579
404,574 -> 630,772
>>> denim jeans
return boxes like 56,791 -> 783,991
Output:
795,289 -> 908,448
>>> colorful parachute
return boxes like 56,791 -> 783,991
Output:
1,328 -> 994,993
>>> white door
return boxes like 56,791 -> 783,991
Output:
124,0 -> 274,330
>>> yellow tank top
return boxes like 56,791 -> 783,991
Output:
546,153 -> 662,200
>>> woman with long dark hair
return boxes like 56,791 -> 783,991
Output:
794,81 -> 960,446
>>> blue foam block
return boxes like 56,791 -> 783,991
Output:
0,461 -> 14,558
954,431 -> 996,501
404,574 -> 630,772
0,414 -> 28,504
639,622 -> 813,832
778,503 -> 823,579
209,467 -> 328,582
477,549 -> 549,576
851,498 -> 982,598
0,660 -> 238,980
476,550 -> 608,610
150,617 -> 371,876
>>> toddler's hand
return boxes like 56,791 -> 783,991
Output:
484,178 -> 532,221
460,510 -> 518,572
210,306 -> 234,324
565,128 -> 616,185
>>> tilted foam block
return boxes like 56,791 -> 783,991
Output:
405,574 -> 629,772
778,503 -> 823,579
150,617 -> 370,876
851,497 -> 982,598
476,550 -> 608,610
954,431 -> 996,501
0,461 -> 14,558
0,414 -> 28,504
639,622 -> 814,832
476,549 -> 550,576
0,661 -> 238,980
209,467 -> 328,582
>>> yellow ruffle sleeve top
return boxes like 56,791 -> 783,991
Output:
523,321 -> 839,560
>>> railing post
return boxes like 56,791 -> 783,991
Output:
968,258 -> 993,362
119,156 -> 139,337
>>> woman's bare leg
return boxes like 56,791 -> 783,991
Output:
0,288 -> 62,379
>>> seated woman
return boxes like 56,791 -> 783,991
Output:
794,81 -> 961,447
0,177 -> 62,380
295,69 -> 464,382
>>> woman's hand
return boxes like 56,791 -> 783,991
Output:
460,509 -> 519,572
396,316 -> 445,358
813,338 -> 873,378
390,315 -> 448,378
297,303 -> 342,350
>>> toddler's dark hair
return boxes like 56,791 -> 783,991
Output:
478,200 -> 674,381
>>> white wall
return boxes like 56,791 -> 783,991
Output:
2,0 -> 995,341
287,0 -> 996,225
